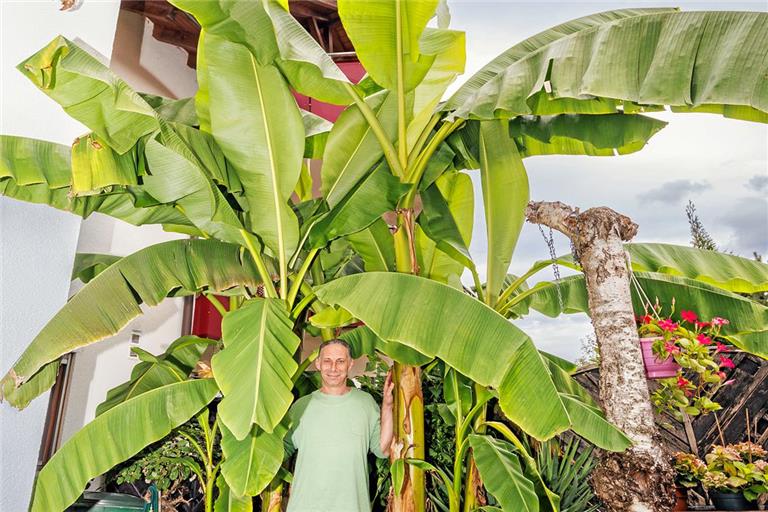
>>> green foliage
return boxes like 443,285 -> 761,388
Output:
533,438 -> 601,512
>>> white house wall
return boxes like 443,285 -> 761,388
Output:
0,2 -> 122,510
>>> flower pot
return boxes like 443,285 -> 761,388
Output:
674,486 -> 688,511
639,337 -> 680,379
710,490 -> 758,510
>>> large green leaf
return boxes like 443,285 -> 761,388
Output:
321,91 -> 398,208
213,299 -> 300,439
510,272 -> 768,357
170,0 -> 351,104
347,218 -> 395,272
70,133 -> 141,195
316,273 -> 570,440
95,336 -> 216,416
0,240 -> 259,408
338,0 -> 439,92
30,379 -> 218,512
308,161 -> 408,249
18,36 -> 159,153
143,124 -> 245,245
479,120 -> 529,307
219,424 -> 287,497
0,135 -> 189,226
301,109 -> 333,159
447,11 -> 768,121
444,8 -> 677,111
560,394 -> 631,451
626,243 -> 768,294
140,94 -> 199,126
415,224 -> 463,287
200,33 -> 302,258
214,475 -> 253,512
470,435 -> 539,512
340,325 -> 432,366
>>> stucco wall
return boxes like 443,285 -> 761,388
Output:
0,2 -> 122,509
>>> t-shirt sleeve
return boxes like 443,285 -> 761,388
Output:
368,396 -> 387,459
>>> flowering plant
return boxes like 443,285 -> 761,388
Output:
674,443 -> 768,501
637,305 -> 735,419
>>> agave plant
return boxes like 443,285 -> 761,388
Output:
1,1 -> 767,511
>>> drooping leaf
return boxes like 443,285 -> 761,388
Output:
70,133 -> 141,195
415,224 -> 463,288
470,435 -> 539,512
213,299 -> 300,439
219,424 -> 287,497
18,36 -> 160,153
201,32 -> 303,257
301,109 -> 333,159
626,243 -> 768,294
560,394 -> 632,451
443,367 -> 473,424
30,379 -> 219,512
338,0 -> 439,92
347,218 -> 395,272
444,8 -> 678,111
479,120 -> 529,307
0,239 -> 259,408
139,94 -> 199,126
71,253 -> 122,283
447,11 -> 768,122
0,135 -> 189,226
316,273 -> 570,440
95,336 -> 216,416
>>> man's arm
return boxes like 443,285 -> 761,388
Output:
380,370 -> 395,457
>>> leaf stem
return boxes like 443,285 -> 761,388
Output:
495,260 -> 551,312
287,248 -> 319,309
343,82 -> 404,177
204,294 -> 228,317
240,229 -> 278,298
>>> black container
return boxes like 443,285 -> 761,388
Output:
710,490 -> 757,511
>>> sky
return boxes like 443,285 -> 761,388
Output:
441,1 -> 768,361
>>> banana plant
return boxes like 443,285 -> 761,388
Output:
1,2 -> 767,512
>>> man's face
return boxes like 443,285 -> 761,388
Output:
315,343 -> 353,388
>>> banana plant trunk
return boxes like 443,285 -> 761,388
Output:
525,201 -> 675,512
389,211 -> 426,512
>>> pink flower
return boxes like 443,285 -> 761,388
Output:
717,371 -> 727,380
711,317 -> 730,326
715,341 -> 729,353
695,321 -> 711,329
677,376 -> 690,388
680,310 -> 698,323
719,355 -> 735,369
664,341 -> 681,354
696,334 -> 713,345
658,319 -> 679,332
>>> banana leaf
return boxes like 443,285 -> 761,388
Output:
0,239 -> 259,408
139,94 -> 198,126
213,299 -> 300,439
214,475 -> 253,512
219,424 -> 287,497
446,11 -> 768,122
340,325 -> 433,366
470,435 -> 539,512
18,36 -> 159,153
95,336 -> 216,416
30,379 -> 218,512
71,253 -> 122,283
346,218 -> 396,272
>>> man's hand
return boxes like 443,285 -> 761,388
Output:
380,369 -> 395,457
382,370 -> 395,409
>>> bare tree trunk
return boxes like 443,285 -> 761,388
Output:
525,201 -> 674,512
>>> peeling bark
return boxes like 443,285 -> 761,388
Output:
390,364 -> 425,512
526,201 -> 674,512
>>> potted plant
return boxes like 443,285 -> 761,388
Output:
673,443 -> 768,510
672,451 -> 707,511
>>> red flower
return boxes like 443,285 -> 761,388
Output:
658,319 -> 678,332
715,341 -> 729,353
717,371 -> 727,380
640,314 -> 653,325
696,334 -> 713,345
711,317 -> 730,326
695,321 -> 712,329
680,310 -> 698,323
677,376 -> 690,388
719,355 -> 735,369
664,341 -> 681,354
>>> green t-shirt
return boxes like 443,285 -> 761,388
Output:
285,388 -> 386,512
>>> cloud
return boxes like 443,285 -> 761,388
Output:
716,196 -> 768,256
747,174 -> 768,192
636,179 -> 711,204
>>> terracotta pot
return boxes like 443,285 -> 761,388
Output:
674,486 -> 688,511
639,337 -> 680,379
710,490 -> 758,510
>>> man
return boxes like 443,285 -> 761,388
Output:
285,339 -> 394,512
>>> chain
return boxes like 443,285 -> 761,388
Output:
538,225 -> 564,313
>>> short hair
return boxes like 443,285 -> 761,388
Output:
318,339 -> 352,358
